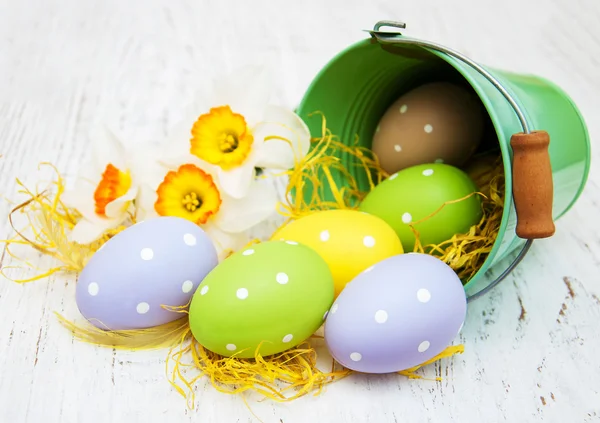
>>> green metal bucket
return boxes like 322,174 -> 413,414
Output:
296,21 -> 591,300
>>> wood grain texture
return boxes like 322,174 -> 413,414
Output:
1,0 -> 599,422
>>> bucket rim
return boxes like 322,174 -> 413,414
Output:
416,41 -> 518,290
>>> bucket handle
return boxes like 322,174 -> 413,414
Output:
368,21 -> 555,302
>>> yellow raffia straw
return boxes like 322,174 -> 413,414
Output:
1,164 -> 97,281
166,332 -> 464,408
275,112 -> 387,223
166,331 -> 464,408
56,313 -> 192,350
398,345 -> 465,380
55,301 -> 193,351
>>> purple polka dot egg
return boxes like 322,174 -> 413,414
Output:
75,216 -> 219,330
324,253 -> 466,373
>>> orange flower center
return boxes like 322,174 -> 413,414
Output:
190,105 -> 254,170
155,164 -> 222,224
94,164 -> 132,216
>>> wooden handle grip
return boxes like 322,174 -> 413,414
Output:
510,130 -> 555,239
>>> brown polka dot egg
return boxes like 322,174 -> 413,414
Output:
371,82 -> 485,174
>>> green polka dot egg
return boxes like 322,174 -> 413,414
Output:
359,163 -> 483,252
188,240 -> 334,358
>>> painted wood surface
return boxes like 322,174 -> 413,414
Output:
1,0 -> 599,422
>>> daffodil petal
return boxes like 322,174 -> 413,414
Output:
134,183 -> 161,222
128,144 -> 166,187
89,125 -> 128,172
203,224 -> 249,261
253,106 -> 311,169
104,186 -> 137,219
167,115 -> 195,150
158,153 -> 220,180
213,182 -> 278,233
69,217 -> 118,245
212,65 -> 271,124
61,180 -> 97,218
217,159 -> 257,199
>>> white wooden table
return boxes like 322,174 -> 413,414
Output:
1,0 -> 599,422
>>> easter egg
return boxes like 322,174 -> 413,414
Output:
371,82 -> 484,174
271,209 -> 403,297
75,217 -> 218,330
324,253 -> 466,373
189,241 -> 334,358
359,163 -> 482,252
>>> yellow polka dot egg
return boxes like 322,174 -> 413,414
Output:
272,209 -> 404,298
188,241 -> 334,358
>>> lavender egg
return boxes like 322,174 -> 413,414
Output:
324,253 -> 466,373
75,217 -> 218,330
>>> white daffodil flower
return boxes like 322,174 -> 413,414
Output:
165,65 -> 312,199
61,127 -> 140,244
135,153 -> 278,261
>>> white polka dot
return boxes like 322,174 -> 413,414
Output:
323,310 -> 329,320
418,341 -> 431,353
242,249 -> 255,256
424,124 -> 433,133
200,285 -> 209,295
236,288 -> 248,300
285,241 -> 298,245
320,230 -> 330,242
350,352 -> 362,362
374,310 -> 388,323
183,233 -> 196,246
88,282 -> 99,296
140,248 -> 154,260
182,280 -> 194,293
136,302 -> 150,314
330,303 -> 338,314
399,104 -> 408,114
282,334 -> 293,343
422,169 -> 434,176
394,144 -> 402,152
402,212 -> 412,224
363,236 -> 376,248
417,288 -> 431,303
389,173 -> 399,180
276,272 -> 289,284
434,158 -> 444,164
226,344 -> 236,351
363,265 -> 374,273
